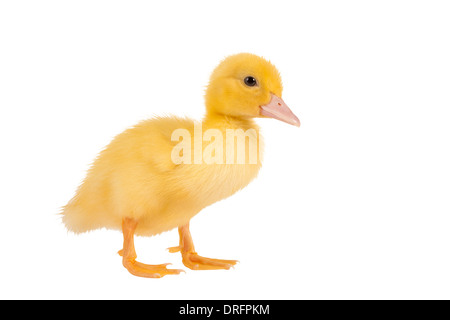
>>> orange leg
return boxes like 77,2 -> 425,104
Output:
118,217 -> 184,278
168,221 -> 238,270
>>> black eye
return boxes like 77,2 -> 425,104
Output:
244,76 -> 257,87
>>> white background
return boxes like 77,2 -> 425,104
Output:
1,1 -> 449,299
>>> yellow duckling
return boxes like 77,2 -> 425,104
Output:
62,53 -> 300,278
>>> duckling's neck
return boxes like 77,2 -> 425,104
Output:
201,110 -> 263,167
202,111 -> 259,131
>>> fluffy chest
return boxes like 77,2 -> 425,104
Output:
180,162 -> 262,209
159,116 -> 264,212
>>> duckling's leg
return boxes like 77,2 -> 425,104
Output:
118,217 -> 184,278
168,221 -> 238,270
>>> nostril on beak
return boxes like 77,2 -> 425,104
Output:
277,102 -> 281,106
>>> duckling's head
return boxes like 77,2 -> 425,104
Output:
205,53 -> 300,127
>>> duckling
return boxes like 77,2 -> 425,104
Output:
62,53 -> 300,278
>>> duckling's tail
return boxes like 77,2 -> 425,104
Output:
61,196 -> 101,234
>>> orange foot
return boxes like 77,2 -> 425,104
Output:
168,222 -> 239,271
120,218 -> 184,278
183,251 -> 238,270
118,250 -> 184,278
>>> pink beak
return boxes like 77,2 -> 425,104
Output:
260,94 -> 300,127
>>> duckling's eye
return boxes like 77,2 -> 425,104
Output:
244,76 -> 257,87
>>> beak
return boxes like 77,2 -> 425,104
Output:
260,94 -> 300,127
